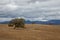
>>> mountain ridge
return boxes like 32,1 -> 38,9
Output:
0,20 -> 60,25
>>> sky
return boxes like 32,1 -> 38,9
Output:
0,0 -> 60,21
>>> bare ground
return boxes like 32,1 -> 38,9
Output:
0,24 -> 60,40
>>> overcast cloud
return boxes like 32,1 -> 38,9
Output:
0,0 -> 60,21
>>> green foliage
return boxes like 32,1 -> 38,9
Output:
8,18 -> 25,29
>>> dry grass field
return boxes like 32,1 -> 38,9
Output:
0,24 -> 60,40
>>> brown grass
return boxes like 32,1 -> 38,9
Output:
0,24 -> 60,40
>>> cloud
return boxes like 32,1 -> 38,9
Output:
0,18 -> 13,22
0,0 -> 60,21
5,3 -> 18,10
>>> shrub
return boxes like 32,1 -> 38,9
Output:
8,18 -> 25,29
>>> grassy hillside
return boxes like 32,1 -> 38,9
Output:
0,24 -> 60,40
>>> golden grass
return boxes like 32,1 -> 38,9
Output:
0,24 -> 60,40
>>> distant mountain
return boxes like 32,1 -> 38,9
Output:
0,20 -> 60,25
0,21 -> 9,24
47,20 -> 60,25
